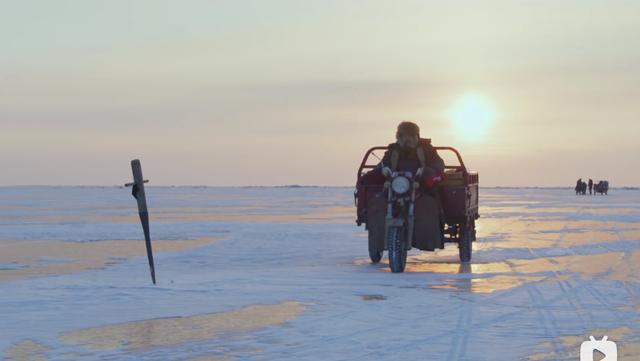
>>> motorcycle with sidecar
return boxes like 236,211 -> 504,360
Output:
354,144 -> 479,272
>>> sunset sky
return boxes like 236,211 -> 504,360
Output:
2,1 -> 639,186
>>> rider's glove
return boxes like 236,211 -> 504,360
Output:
381,167 -> 392,177
423,175 -> 443,188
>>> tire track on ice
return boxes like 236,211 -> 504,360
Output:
525,283 -> 566,359
445,297 -> 473,361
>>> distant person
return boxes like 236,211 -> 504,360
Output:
575,178 -> 582,195
594,180 -> 610,195
575,179 -> 587,195
588,179 -> 593,195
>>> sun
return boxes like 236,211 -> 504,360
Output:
447,94 -> 496,142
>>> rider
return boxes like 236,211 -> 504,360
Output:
357,121 -> 446,249
361,121 -> 445,188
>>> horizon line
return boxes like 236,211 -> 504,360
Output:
0,185 -> 638,190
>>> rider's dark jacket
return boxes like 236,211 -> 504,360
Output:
380,139 -> 445,176
360,138 -> 445,186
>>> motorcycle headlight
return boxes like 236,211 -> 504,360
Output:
391,176 -> 410,194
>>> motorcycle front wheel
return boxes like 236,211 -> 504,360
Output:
387,226 -> 407,273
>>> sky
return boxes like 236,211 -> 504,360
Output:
1,0 -> 639,186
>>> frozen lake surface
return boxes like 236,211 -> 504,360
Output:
1,187 -> 639,360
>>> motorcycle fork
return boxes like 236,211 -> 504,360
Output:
384,184 -> 417,250
384,184 -> 401,248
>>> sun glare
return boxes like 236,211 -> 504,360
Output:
448,94 -> 496,142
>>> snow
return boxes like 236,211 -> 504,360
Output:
0,187 -> 639,360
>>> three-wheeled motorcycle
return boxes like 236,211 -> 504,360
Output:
354,144 -> 479,272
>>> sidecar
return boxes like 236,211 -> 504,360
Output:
354,145 -> 479,262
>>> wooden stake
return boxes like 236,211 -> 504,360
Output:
125,159 -> 156,284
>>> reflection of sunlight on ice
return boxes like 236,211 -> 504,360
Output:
59,302 -> 304,351
354,239 -> 636,293
400,255 -> 512,274
432,275 -> 546,294
4,340 -> 50,361
443,193 -> 640,294
5,303 -> 303,360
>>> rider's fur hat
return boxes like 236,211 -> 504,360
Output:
396,121 -> 420,138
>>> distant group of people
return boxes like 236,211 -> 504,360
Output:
575,178 -> 609,195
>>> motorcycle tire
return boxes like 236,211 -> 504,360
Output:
387,226 -> 407,273
459,222 -> 472,263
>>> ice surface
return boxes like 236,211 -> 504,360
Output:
0,187 -> 638,360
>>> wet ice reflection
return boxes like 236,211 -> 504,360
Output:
59,302 -> 304,351
355,189 -> 640,294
